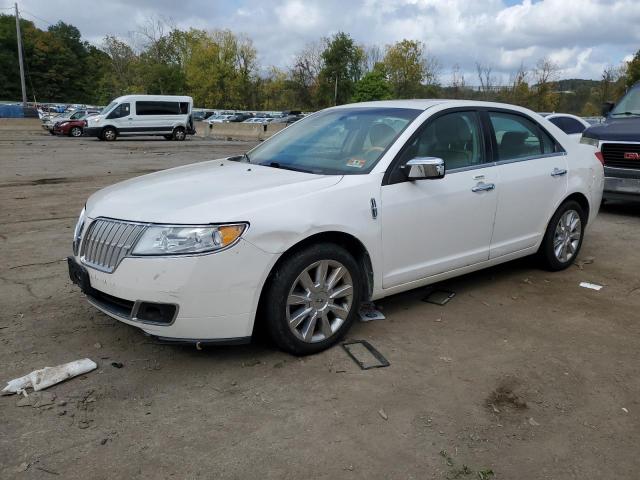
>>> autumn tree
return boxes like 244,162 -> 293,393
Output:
384,39 -> 438,98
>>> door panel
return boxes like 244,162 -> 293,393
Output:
487,111 -> 568,258
380,110 -> 497,289
381,168 -> 498,288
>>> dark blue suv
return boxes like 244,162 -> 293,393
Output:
581,82 -> 640,201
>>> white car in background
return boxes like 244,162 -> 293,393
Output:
540,113 -> 591,140
207,114 -> 234,124
68,100 -> 604,355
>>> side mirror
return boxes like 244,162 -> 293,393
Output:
601,101 -> 615,117
402,157 -> 445,180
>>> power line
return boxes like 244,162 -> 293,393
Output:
20,8 -> 55,27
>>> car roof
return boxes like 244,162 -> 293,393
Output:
333,99 -> 539,115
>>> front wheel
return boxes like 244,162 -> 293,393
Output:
173,127 -> 186,141
538,200 -> 586,271
264,243 -> 362,355
69,127 -> 82,137
102,127 -> 117,141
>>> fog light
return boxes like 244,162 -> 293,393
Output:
135,302 -> 176,324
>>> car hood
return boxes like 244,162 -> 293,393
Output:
86,159 -> 342,223
583,117 -> 640,142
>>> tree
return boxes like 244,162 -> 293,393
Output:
384,39 -> 438,98
475,62 -> 495,99
318,32 -> 364,106
625,50 -> 640,89
532,57 -> 560,111
352,63 -> 392,102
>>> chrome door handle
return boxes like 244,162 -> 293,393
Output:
471,182 -> 495,192
551,168 -> 567,177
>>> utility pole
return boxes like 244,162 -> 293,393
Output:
15,3 -> 28,106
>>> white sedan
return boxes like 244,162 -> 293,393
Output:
541,113 -> 591,140
68,100 -> 604,355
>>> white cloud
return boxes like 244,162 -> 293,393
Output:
16,0 -> 640,83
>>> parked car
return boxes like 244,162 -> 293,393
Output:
272,110 -> 304,124
68,100 -> 603,355
83,95 -> 194,141
53,113 -> 97,137
243,117 -> 274,124
42,109 -> 99,134
227,113 -> 253,122
207,114 -> 234,124
540,113 -> 591,140
581,81 -> 640,202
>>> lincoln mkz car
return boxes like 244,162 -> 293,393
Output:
68,100 -> 604,355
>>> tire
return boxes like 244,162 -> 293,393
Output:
173,126 -> 186,141
163,134 -> 173,140
69,127 -> 82,137
538,200 -> 586,271
102,127 -> 117,141
264,243 -> 362,355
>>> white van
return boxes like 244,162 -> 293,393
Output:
84,95 -> 194,141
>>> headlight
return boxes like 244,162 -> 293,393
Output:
73,207 -> 86,255
132,223 -> 247,256
59,122 -> 69,127
580,136 -> 599,147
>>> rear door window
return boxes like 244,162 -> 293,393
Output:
489,112 -> 555,161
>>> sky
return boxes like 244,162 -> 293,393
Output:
10,0 -> 640,84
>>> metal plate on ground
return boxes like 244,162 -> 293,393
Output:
358,302 -> 386,322
423,289 -> 456,305
342,340 -> 390,370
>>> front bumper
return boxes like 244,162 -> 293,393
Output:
604,176 -> 640,199
68,239 -> 276,342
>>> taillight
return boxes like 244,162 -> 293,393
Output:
595,150 -> 604,166
84,120 -> 88,127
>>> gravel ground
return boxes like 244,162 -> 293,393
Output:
1,124 -> 639,479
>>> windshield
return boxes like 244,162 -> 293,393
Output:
245,107 -> 420,175
100,101 -> 117,115
611,86 -> 640,116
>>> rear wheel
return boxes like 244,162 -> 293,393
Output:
538,200 -> 586,271
69,126 -> 82,137
102,127 -> 117,141
264,243 -> 362,355
173,127 -> 186,141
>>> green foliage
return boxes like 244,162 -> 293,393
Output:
352,65 -> 392,102
318,32 -> 364,105
626,50 -> 640,89
384,39 -> 424,98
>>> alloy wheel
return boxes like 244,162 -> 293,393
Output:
286,259 -> 353,343
553,209 -> 581,263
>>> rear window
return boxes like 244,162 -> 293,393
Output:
136,101 -> 185,115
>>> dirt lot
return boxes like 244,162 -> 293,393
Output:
1,123 -> 639,479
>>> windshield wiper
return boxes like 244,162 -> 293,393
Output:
266,161 -> 314,174
611,111 -> 640,117
227,153 -> 251,163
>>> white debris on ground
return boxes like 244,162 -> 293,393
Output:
2,358 -> 97,395
579,282 -> 603,291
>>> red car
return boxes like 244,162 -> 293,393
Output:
53,118 -> 89,137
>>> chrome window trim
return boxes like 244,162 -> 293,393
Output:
444,151 -> 567,174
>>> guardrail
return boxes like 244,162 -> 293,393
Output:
196,121 -> 287,141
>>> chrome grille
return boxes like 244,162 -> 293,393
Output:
601,143 -> 640,170
80,219 -> 147,273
